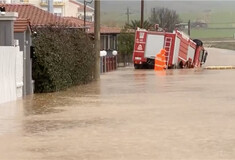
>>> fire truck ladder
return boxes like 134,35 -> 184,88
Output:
164,37 -> 172,67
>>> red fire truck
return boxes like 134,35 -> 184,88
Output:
133,28 -> 208,69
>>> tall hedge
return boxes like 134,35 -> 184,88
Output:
32,25 -> 95,93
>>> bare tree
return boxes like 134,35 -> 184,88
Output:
149,8 -> 181,32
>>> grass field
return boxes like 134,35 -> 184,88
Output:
180,9 -> 235,39
185,28 -> 235,39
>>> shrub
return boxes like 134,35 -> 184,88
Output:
32,25 -> 95,93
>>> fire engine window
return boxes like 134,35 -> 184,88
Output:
200,50 -> 204,62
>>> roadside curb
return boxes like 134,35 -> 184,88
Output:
204,66 -> 235,70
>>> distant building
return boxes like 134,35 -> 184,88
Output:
175,23 -> 188,30
0,0 -> 94,21
191,20 -> 208,28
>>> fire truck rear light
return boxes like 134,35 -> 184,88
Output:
135,57 -> 141,60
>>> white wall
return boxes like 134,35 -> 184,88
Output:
0,46 -> 23,104
64,0 -> 79,17
16,48 -> 23,98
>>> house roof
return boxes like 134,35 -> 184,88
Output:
88,26 -> 122,34
14,18 -> 30,32
64,17 -> 121,34
68,0 -> 94,12
1,4 -> 119,34
1,4 -> 81,27
64,16 -> 93,26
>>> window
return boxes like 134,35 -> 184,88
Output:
110,35 -> 114,50
114,36 -> 117,50
54,13 -> 62,16
54,7 -> 62,16
100,36 -> 104,50
105,35 -> 110,49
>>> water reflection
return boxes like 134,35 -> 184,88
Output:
23,118 -> 108,134
0,100 -> 23,135
23,81 -> 101,116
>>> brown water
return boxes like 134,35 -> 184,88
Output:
1,48 -> 235,160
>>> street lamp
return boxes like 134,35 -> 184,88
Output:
0,6 -> 6,15
100,50 -> 107,57
84,0 -> 93,32
112,50 -> 118,56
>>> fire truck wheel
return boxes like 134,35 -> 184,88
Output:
134,64 -> 142,69
193,39 -> 203,46
178,61 -> 184,69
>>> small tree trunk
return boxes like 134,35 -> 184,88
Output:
122,54 -> 126,67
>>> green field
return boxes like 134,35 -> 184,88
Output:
180,9 -> 235,39
185,28 -> 235,39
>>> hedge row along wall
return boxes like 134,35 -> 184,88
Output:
32,25 -> 95,93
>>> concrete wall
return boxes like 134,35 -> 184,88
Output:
25,30 -> 33,95
64,1 -> 79,17
0,46 -> 23,104
15,30 -> 33,96
0,21 -> 14,46
64,1 -> 94,20
16,47 -> 23,98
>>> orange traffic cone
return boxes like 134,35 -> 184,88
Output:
154,53 -> 163,71
155,49 -> 167,71
160,49 -> 167,69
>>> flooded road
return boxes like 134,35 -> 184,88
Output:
1,48 -> 235,160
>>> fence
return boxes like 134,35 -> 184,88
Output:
100,56 -> 117,73
0,46 -> 23,104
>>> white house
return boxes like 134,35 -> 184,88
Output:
0,0 -> 94,21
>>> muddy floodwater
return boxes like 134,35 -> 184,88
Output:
1,48 -> 235,160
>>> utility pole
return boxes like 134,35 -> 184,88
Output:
140,0 -> 144,28
48,0 -> 54,14
84,0 -> 86,32
188,20 -> 191,36
83,0 -> 93,32
125,8 -> 131,24
94,0 -> 100,80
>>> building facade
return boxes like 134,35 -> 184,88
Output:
0,0 -> 94,21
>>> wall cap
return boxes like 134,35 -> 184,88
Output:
0,12 -> 18,21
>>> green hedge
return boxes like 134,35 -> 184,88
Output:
32,25 -> 95,93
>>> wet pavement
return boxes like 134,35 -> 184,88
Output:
1,48 -> 235,160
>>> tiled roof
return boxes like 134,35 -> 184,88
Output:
1,4 -> 81,27
88,25 -> 121,34
64,16 -> 93,26
1,4 -> 119,34
14,18 -> 30,32
64,17 -> 121,34
68,0 -> 94,12
100,26 -> 121,34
